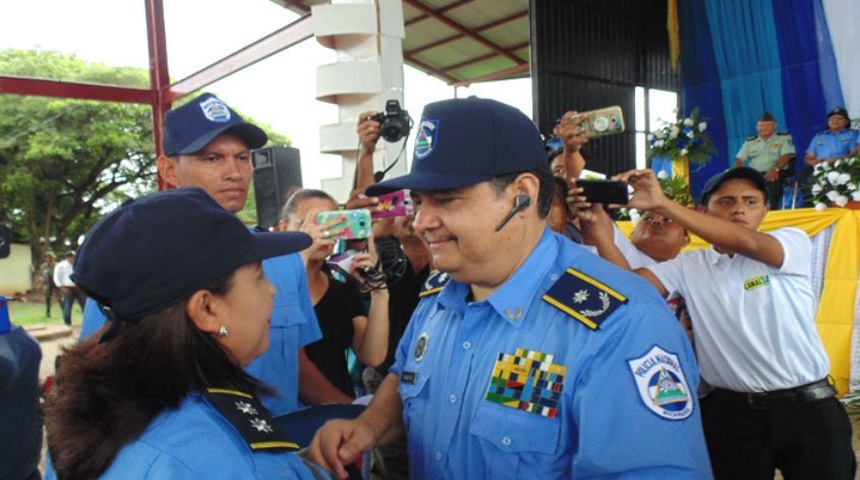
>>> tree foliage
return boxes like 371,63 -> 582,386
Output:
0,49 -> 293,278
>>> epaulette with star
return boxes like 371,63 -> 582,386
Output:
419,270 -> 450,297
542,268 -> 627,330
746,134 -> 757,141
205,388 -> 299,452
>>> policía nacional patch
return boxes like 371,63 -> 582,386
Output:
199,96 -> 232,123
542,268 -> 627,329
414,332 -> 429,362
484,348 -> 566,418
414,118 -> 439,159
627,346 -> 693,420
419,270 -> 449,297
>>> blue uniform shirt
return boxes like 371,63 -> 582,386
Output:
45,392 -> 325,479
391,229 -> 712,479
805,128 -> 860,159
79,252 -> 322,416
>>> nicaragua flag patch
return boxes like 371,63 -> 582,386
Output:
199,96 -> 232,123
414,118 -> 439,160
627,346 -> 693,420
542,268 -> 627,329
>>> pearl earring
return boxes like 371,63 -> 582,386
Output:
218,325 -> 228,338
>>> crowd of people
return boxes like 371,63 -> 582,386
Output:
3,92 -> 858,480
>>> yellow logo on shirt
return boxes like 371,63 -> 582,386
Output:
744,275 -> 770,291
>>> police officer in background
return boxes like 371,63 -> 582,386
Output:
805,107 -> 860,167
734,112 -> 796,209
308,97 -> 712,479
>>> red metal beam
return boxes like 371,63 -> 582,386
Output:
145,0 -> 171,189
404,0 -> 473,26
451,63 -> 530,88
442,40 -> 529,71
403,0 -> 524,65
169,15 -> 314,96
402,54 -> 461,85
0,76 -> 151,103
406,10 -> 528,56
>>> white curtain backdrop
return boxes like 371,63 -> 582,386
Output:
823,0 -> 860,118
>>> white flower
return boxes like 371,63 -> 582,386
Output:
657,170 -> 669,179
680,148 -> 689,156
826,190 -> 840,201
655,140 -> 664,148
836,173 -> 851,185
852,191 -> 860,201
814,202 -> 828,211
834,195 -> 850,207
683,118 -> 694,127
686,130 -> 695,138
647,133 -> 654,141
698,122 -> 707,132
834,159 -> 843,168
811,184 -> 823,195
655,129 -> 665,139
827,171 -> 840,184
813,163 -> 826,174
670,126 -> 679,138
629,209 -> 641,222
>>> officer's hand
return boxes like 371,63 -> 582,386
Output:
307,419 -> 377,480
764,169 -> 779,181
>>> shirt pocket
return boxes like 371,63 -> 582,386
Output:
397,368 -> 430,431
270,299 -> 305,330
469,401 -> 561,479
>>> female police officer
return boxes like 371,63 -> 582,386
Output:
43,188 -> 328,479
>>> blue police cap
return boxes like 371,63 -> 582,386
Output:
73,188 -> 311,321
162,93 -> 268,156
366,97 -> 546,195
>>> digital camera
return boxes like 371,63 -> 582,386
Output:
370,100 -> 412,143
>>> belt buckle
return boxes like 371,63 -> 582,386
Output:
747,392 -> 769,410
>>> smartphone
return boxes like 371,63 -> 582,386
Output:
577,179 -> 629,205
0,295 -> 11,335
326,249 -> 360,277
371,189 -> 413,219
316,209 -> 372,240
569,106 -> 625,139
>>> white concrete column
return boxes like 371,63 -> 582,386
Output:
312,0 -> 406,202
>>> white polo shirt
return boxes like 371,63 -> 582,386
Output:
647,227 -> 829,392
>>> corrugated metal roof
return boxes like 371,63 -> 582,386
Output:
273,0 -> 531,86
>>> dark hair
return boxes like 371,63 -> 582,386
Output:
490,166 -> 555,218
280,188 -> 338,222
44,272 -> 272,480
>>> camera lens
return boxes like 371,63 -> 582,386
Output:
380,120 -> 406,142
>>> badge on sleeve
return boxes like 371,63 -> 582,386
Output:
485,348 -> 566,418
542,268 -> 627,329
627,346 -> 693,420
205,388 -> 300,451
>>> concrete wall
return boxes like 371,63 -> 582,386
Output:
0,243 -> 33,296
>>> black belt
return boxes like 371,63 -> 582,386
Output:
710,378 -> 836,410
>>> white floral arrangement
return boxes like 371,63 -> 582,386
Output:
646,107 -> 715,165
810,154 -> 860,210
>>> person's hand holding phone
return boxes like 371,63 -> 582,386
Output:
294,207 -> 340,265
553,111 -> 589,153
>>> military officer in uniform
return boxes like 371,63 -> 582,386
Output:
308,98 -> 712,479
734,112 -> 795,209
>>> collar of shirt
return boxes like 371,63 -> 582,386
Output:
435,228 -> 559,327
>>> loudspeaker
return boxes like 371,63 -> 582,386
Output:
252,146 -> 303,230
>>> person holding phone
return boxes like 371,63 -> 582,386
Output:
308,97 -> 711,479
43,188 -> 326,479
593,167 -> 855,479
280,189 -> 389,400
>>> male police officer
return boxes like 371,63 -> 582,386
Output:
805,107 -> 860,167
734,112 -> 795,209
308,98 -> 712,479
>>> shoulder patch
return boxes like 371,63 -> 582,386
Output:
627,345 -> 693,420
205,388 -> 299,452
419,270 -> 450,297
746,135 -> 757,141
541,268 -> 627,329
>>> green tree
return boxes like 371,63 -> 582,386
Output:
0,49 -> 292,280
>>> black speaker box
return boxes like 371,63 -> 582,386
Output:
0,224 -> 10,259
252,146 -> 303,230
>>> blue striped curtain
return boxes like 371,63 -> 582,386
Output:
678,0 -> 845,199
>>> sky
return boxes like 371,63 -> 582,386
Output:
0,0 -> 533,192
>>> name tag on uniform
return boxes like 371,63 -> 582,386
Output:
401,371 -> 418,385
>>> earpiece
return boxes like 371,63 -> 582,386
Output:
495,193 -> 532,231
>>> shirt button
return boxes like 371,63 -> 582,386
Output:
434,451 -> 442,460
449,394 -> 457,403
462,341 -> 471,349
550,273 -> 559,281
502,436 -> 512,446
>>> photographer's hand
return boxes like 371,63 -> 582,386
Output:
358,110 -> 381,157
